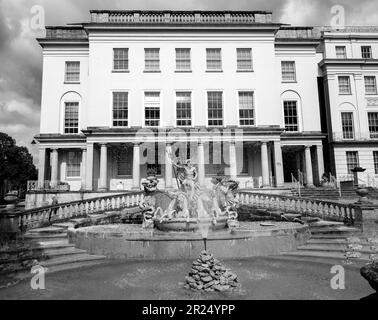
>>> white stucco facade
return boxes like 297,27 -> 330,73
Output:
320,28 -> 378,184
34,10 -> 328,193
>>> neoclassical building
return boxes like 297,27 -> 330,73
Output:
320,27 -> 378,184
34,10 -> 335,194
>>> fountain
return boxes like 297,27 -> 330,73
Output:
139,156 -> 240,233
68,155 -> 309,261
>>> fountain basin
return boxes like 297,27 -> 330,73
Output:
153,216 -> 228,232
68,221 -> 310,260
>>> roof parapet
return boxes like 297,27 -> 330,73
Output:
45,26 -> 88,39
89,10 -> 273,24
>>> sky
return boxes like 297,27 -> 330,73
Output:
0,0 -> 378,165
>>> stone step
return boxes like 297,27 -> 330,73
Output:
281,250 -> 370,261
308,221 -> 345,228
52,222 -> 77,229
39,253 -> 106,268
298,244 -> 346,251
28,226 -> 66,234
310,234 -> 354,240
0,247 -> 87,264
44,259 -> 106,274
298,244 -> 378,254
23,233 -> 68,240
306,238 -> 349,245
0,242 -> 75,256
310,226 -> 360,235
36,239 -> 70,246
265,255 -> 364,269
301,217 -> 321,223
41,247 -> 87,258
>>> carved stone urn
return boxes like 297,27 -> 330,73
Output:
355,187 -> 371,204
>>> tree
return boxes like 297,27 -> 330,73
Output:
0,132 -> 37,201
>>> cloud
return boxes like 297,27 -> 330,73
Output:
0,0 -> 378,166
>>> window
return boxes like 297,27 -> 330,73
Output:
365,76 -> 377,94
176,92 -> 192,126
65,61 -> 80,82
175,48 -> 191,70
338,76 -> 351,94
116,148 -> 132,176
361,46 -> 372,59
64,102 -> 79,134
112,92 -> 128,127
206,48 -> 222,70
374,151 -> 378,174
341,112 -> 354,139
336,46 -> 347,59
239,91 -> 254,126
346,151 -> 359,174
66,151 -> 81,178
368,112 -> 378,139
237,48 -> 253,70
281,61 -> 296,82
207,92 -> 223,126
113,48 -> 129,70
283,101 -> 298,132
144,92 -> 160,126
144,48 -> 160,71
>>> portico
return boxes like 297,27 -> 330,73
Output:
34,128 -> 318,192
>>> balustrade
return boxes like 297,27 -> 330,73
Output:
237,191 -> 357,224
12,191 -> 144,231
91,11 -> 261,25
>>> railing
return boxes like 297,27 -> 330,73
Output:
10,191 -> 144,231
236,191 -> 358,223
90,11 -> 272,24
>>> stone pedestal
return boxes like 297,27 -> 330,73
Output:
354,206 -> 378,237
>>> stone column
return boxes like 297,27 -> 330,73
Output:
197,140 -> 205,187
98,143 -> 108,190
261,142 -> 270,187
85,143 -> 94,191
50,148 -> 59,188
316,145 -> 325,182
37,147 -> 46,188
305,145 -> 314,187
132,143 -> 140,189
229,141 -> 237,180
273,141 -> 284,187
81,148 -> 87,190
165,143 -> 173,188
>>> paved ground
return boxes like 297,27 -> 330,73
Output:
0,257 -> 375,300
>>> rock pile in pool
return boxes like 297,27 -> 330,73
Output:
184,250 -> 240,292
